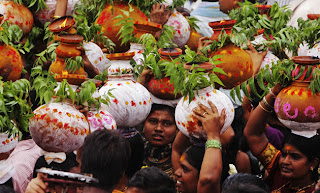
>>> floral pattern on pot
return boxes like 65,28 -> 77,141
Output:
165,9 -> 190,48
0,130 -> 18,161
274,82 -> 320,138
0,44 -> 23,81
99,77 -> 152,128
175,86 -> 234,140
0,1 -> 34,35
35,0 -> 79,26
83,42 -> 109,73
87,105 -> 117,133
148,76 -> 181,100
29,101 -> 89,152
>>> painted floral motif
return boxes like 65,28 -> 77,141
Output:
175,86 -> 234,140
87,106 -> 117,133
165,9 -> 190,48
0,1 -> 34,35
99,77 -> 152,128
29,101 -> 89,152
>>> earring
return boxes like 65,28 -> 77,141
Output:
310,167 -> 314,171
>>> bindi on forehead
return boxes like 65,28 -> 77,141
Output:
180,154 -> 186,162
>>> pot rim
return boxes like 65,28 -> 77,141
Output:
158,47 -> 182,56
58,34 -> 84,44
307,14 -> 320,20
292,56 -> 320,65
208,20 -> 236,29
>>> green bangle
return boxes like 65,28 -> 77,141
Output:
205,139 -> 222,150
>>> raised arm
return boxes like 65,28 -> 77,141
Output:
172,131 -> 192,172
243,85 -> 282,157
193,101 -> 225,193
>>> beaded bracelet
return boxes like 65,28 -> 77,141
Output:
259,102 -> 272,113
205,139 -> 222,150
263,96 -> 273,109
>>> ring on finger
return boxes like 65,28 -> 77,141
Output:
202,112 -> 208,116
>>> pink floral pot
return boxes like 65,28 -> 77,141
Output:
87,105 -> 117,133
165,9 -> 191,48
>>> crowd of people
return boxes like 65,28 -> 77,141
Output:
0,0 -> 320,193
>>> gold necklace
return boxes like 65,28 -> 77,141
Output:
272,182 -> 315,193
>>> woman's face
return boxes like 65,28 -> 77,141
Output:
144,109 -> 177,146
279,144 -> 314,180
175,153 -> 199,193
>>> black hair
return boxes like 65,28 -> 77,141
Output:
127,166 -> 176,193
125,132 -> 144,178
148,104 -> 175,121
222,173 -> 270,193
285,134 -> 320,182
33,152 -> 78,178
81,130 -> 131,191
185,145 -> 205,173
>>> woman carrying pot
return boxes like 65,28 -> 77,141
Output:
142,104 -> 178,178
175,101 -> 225,193
244,84 -> 320,193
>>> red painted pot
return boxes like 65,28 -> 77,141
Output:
148,76 -> 181,100
274,56 -> 320,137
307,14 -> 320,20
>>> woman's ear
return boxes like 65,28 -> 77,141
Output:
310,158 -> 319,171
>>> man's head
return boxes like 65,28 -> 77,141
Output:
126,167 -> 176,193
81,130 -> 131,191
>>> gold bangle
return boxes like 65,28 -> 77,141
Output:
259,102 -> 272,113
263,96 -> 273,109
269,88 -> 277,98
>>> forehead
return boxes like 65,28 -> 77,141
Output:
282,144 -> 300,153
148,110 -> 174,120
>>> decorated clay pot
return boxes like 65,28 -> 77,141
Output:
209,20 -> 236,41
83,42 -> 109,73
0,44 -> 23,81
165,9 -> 191,48
274,56 -> 320,137
255,4 -> 271,16
99,74 -> 152,128
210,43 -> 253,89
134,21 -> 162,38
148,76 -> 182,100
186,29 -> 202,51
87,105 -> 117,133
158,48 -> 182,61
129,43 -> 145,66
175,86 -> 234,140
48,16 -> 77,41
0,130 -> 18,161
29,100 -> 89,152
96,2 -> 149,53
0,1 -> 34,35
35,0 -> 79,26
50,34 -> 87,85
107,52 -> 135,75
